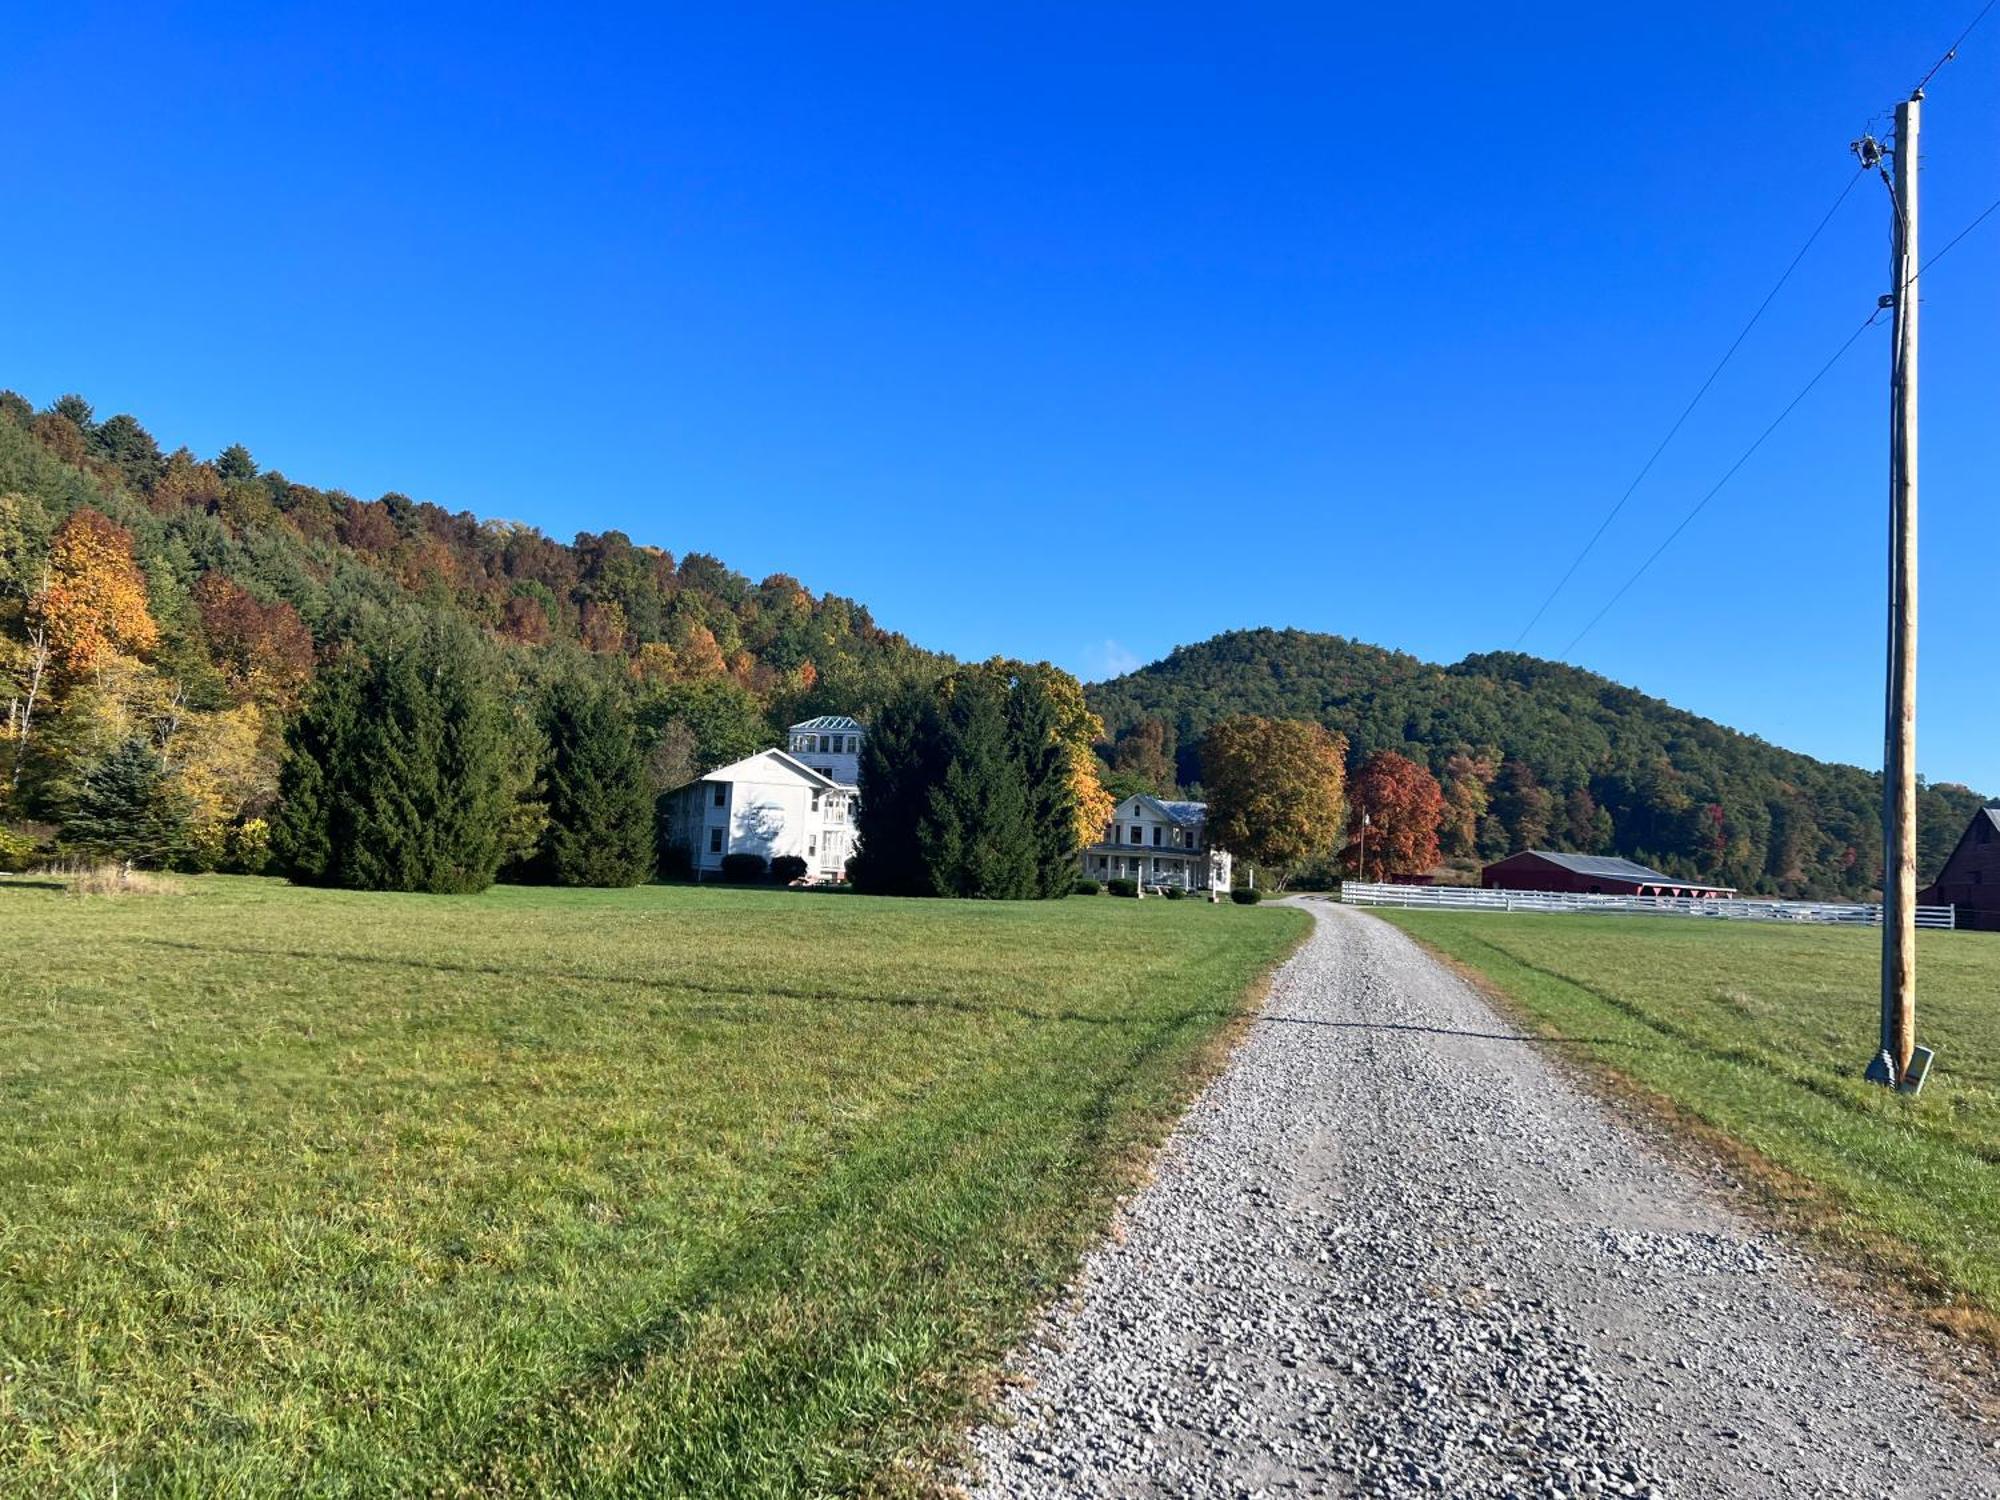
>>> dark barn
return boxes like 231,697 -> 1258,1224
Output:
1917,807 -> 2000,932
1481,850 -> 1735,900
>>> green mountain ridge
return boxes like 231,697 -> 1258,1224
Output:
1086,627 -> 1988,898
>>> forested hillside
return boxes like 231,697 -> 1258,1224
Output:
0,391 -> 945,870
1089,628 -> 1989,898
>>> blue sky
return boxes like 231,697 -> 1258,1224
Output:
4,3 -> 1996,790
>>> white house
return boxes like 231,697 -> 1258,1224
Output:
1081,794 -> 1233,893
786,714 -> 866,787
659,748 -> 856,882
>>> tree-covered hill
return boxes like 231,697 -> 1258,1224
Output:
1087,628 -> 1989,898
0,390 -> 947,867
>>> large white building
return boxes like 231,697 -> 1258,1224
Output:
659,749 -> 856,883
1081,793 -> 1233,893
786,714 -> 866,786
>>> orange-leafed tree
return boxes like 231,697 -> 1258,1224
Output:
1345,749 -> 1447,880
31,508 -> 159,674
1200,716 -> 1347,887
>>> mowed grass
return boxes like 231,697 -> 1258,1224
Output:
1375,909 -> 2000,1322
0,877 -> 1305,1498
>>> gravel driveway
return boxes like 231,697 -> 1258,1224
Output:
966,902 -> 1999,1498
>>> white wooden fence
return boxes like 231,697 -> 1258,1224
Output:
1340,881 -> 1957,930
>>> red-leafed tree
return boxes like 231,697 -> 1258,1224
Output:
193,574 -> 315,701
1344,750 -> 1446,880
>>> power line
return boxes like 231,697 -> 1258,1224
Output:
1913,0 -> 1997,93
1558,309 -> 1884,659
1509,166 -> 1867,649
1919,193 -> 2000,274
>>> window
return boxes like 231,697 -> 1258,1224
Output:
808,836 -> 817,857
1153,826 -> 1163,846
811,790 -> 822,812
845,735 -> 857,753
712,784 -> 725,808
708,827 -> 723,854
1129,824 -> 1143,844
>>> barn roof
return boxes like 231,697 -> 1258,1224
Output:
1501,850 -> 1686,884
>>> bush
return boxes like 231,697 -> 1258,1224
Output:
719,851 -> 768,883
0,825 -> 40,874
658,841 -> 694,881
1163,884 -> 1187,900
1230,888 -> 1263,905
1072,878 -> 1101,895
1106,877 -> 1138,898
770,854 -> 808,885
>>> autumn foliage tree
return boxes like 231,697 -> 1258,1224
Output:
1199,716 -> 1346,887
193,575 -> 315,703
1344,750 -> 1447,880
31,508 -> 158,674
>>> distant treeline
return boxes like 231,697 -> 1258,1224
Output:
1089,628 -> 1990,899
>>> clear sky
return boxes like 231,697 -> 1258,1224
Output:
4,3 -> 1996,790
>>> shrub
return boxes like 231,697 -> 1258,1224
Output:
720,851 -> 768,883
1163,884 -> 1187,900
0,825 -> 40,874
770,854 -> 808,885
1072,878 -> 1101,895
658,841 -> 694,881
1106,877 -> 1138,898
1230,888 -> 1263,905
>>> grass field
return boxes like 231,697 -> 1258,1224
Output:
0,876 -> 1305,1498
1375,909 -> 2000,1328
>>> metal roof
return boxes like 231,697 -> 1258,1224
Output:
1504,850 -> 1695,884
789,714 -> 865,733
1154,799 -> 1208,827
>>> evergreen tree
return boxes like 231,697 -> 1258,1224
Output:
1008,672 -> 1081,898
851,682 -> 944,896
273,627 -> 513,893
536,677 -> 653,886
920,672 -> 1035,899
61,737 -> 190,867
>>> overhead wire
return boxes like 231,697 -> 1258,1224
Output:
1558,309 -> 1886,659
1508,166 -> 1867,649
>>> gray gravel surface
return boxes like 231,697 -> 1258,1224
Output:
967,902 -> 1999,1498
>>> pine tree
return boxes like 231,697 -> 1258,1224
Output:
921,672 -> 1035,899
851,683 -> 943,895
272,627 -> 513,893
61,737 -> 190,867
536,677 -> 653,886
1008,673 -> 1081,898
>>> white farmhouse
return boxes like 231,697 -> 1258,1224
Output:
659,749 -> 856,883
1081,794 -> 1233,893
786,714 -> 866,786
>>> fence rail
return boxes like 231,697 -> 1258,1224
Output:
1339,881 -> 1956,930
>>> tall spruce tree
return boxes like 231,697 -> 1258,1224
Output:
273,626 -> 513,893
1007,672 -> 1082,898
536,677 -> 653,886
920,671 -> 1036,899
61,737 -> 191,867
852,682 -> 943,895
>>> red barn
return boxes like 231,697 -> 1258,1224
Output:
1917,807 -> 2000,932
1481,850 -> 1735,899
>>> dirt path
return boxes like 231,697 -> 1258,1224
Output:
967,902 -> 1998,1498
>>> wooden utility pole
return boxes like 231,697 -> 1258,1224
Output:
1877,91 -> 1921,1086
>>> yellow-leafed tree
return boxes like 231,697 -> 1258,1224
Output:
32,508 -> 159,674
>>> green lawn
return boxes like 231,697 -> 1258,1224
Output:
1375,909 -> 2000,1323
0,876 -> 1305,1498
